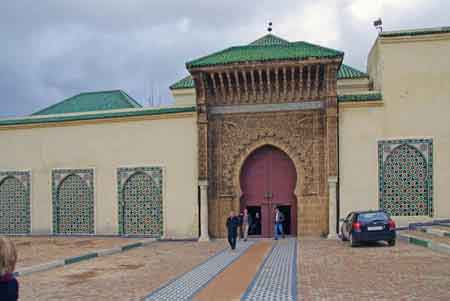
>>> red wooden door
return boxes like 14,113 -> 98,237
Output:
240,145 -> 297,237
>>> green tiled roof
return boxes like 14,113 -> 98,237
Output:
380,26 -> 450,38
186,34 -> 343,69
0,106 -> 196,127
337,64 -> 368,79
170,64 -> 367,90
32,90 -> 142,116
249,34 -> 289,46
337,92 -> 382,103
169,75 -> 194,90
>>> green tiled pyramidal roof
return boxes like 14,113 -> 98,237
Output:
186,34 -> 343,69
170,64 -> 367,90
337,64 -> 368,79
249,34 -> 289,46
32,90 -> 142,116
169,75 -> 194,90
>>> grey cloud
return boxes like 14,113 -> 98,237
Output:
0,0 -> 448,116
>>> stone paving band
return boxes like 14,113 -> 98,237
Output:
144,240 -> 254,301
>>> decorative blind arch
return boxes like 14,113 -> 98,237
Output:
378,139 -> 433,217
52,169 -> 94,234
117,167 -> 163,237
0,171 -> 31,234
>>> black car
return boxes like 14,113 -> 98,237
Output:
340,210 -> 396,247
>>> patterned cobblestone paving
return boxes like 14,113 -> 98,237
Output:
298,238 -> 450,300
19,241 -> 226,300
12,237 -> 141,268
145,240 -> 254,301
242,238 -> 297,301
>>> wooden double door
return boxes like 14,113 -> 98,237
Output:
240,145 -> 297,237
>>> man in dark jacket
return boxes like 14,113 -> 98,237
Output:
226,211 -> 239,250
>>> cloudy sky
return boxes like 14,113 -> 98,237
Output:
0,0 -> 448,117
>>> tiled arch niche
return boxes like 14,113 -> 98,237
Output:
52,169 -> 95,234
117,167 -> 163,237
0,171 -> 31,234
378,139 -> 433,217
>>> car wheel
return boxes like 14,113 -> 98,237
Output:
388,239 -> 396,247
350,234 -> 357,247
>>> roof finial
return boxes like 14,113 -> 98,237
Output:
267,21 -> 273,33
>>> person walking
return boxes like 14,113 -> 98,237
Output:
274,207 -> 285,240
242,209 -> 252,241
226,211 -> 239,250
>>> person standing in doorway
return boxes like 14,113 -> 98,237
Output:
238,212 -> 244,240
242,209 -> 252,241
226,211 -> 239,250
254,212 -> 261,235
274,207 -> 285,240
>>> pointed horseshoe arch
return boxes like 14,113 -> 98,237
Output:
239,145 -> 298,237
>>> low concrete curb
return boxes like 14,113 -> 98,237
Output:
420,227 -> 450,238
14,238 -> 156,277
398,233 -> 450,255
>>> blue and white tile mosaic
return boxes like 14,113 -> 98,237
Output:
0,171 -> 31,234
52,169 -> 94,234
242,238 -> 297,301
117,167 -> 163,237
378,139 -> 433,217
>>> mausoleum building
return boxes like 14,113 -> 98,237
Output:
0,26 -> 449,239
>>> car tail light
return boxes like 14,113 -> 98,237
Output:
388,219 -> 396,230
352,222 -> 362,232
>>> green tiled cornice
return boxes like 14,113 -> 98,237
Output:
0,106 -> 196,127
32,90 -> 142,116
338,92 -> 382,103
380,26 -> 450,38
186,34 -> 343,69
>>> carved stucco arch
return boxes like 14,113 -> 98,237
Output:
231,137 -> 308,211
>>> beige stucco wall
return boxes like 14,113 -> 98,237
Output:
337,78 -> 371,94
340,33 -> 450,225
0,112 -> 198,238
172,88 -> 196,106
339,103 -> 385,224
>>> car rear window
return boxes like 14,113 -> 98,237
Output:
357,212 -> 388,223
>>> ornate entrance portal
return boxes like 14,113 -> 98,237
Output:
187,33 -> 341,238
240,145 -> 297,237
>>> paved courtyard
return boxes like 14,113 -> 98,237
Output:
19,240 -> 226,300
12,236 -> 143,268
12,237 -> 450,300
298,238 -> 450,300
